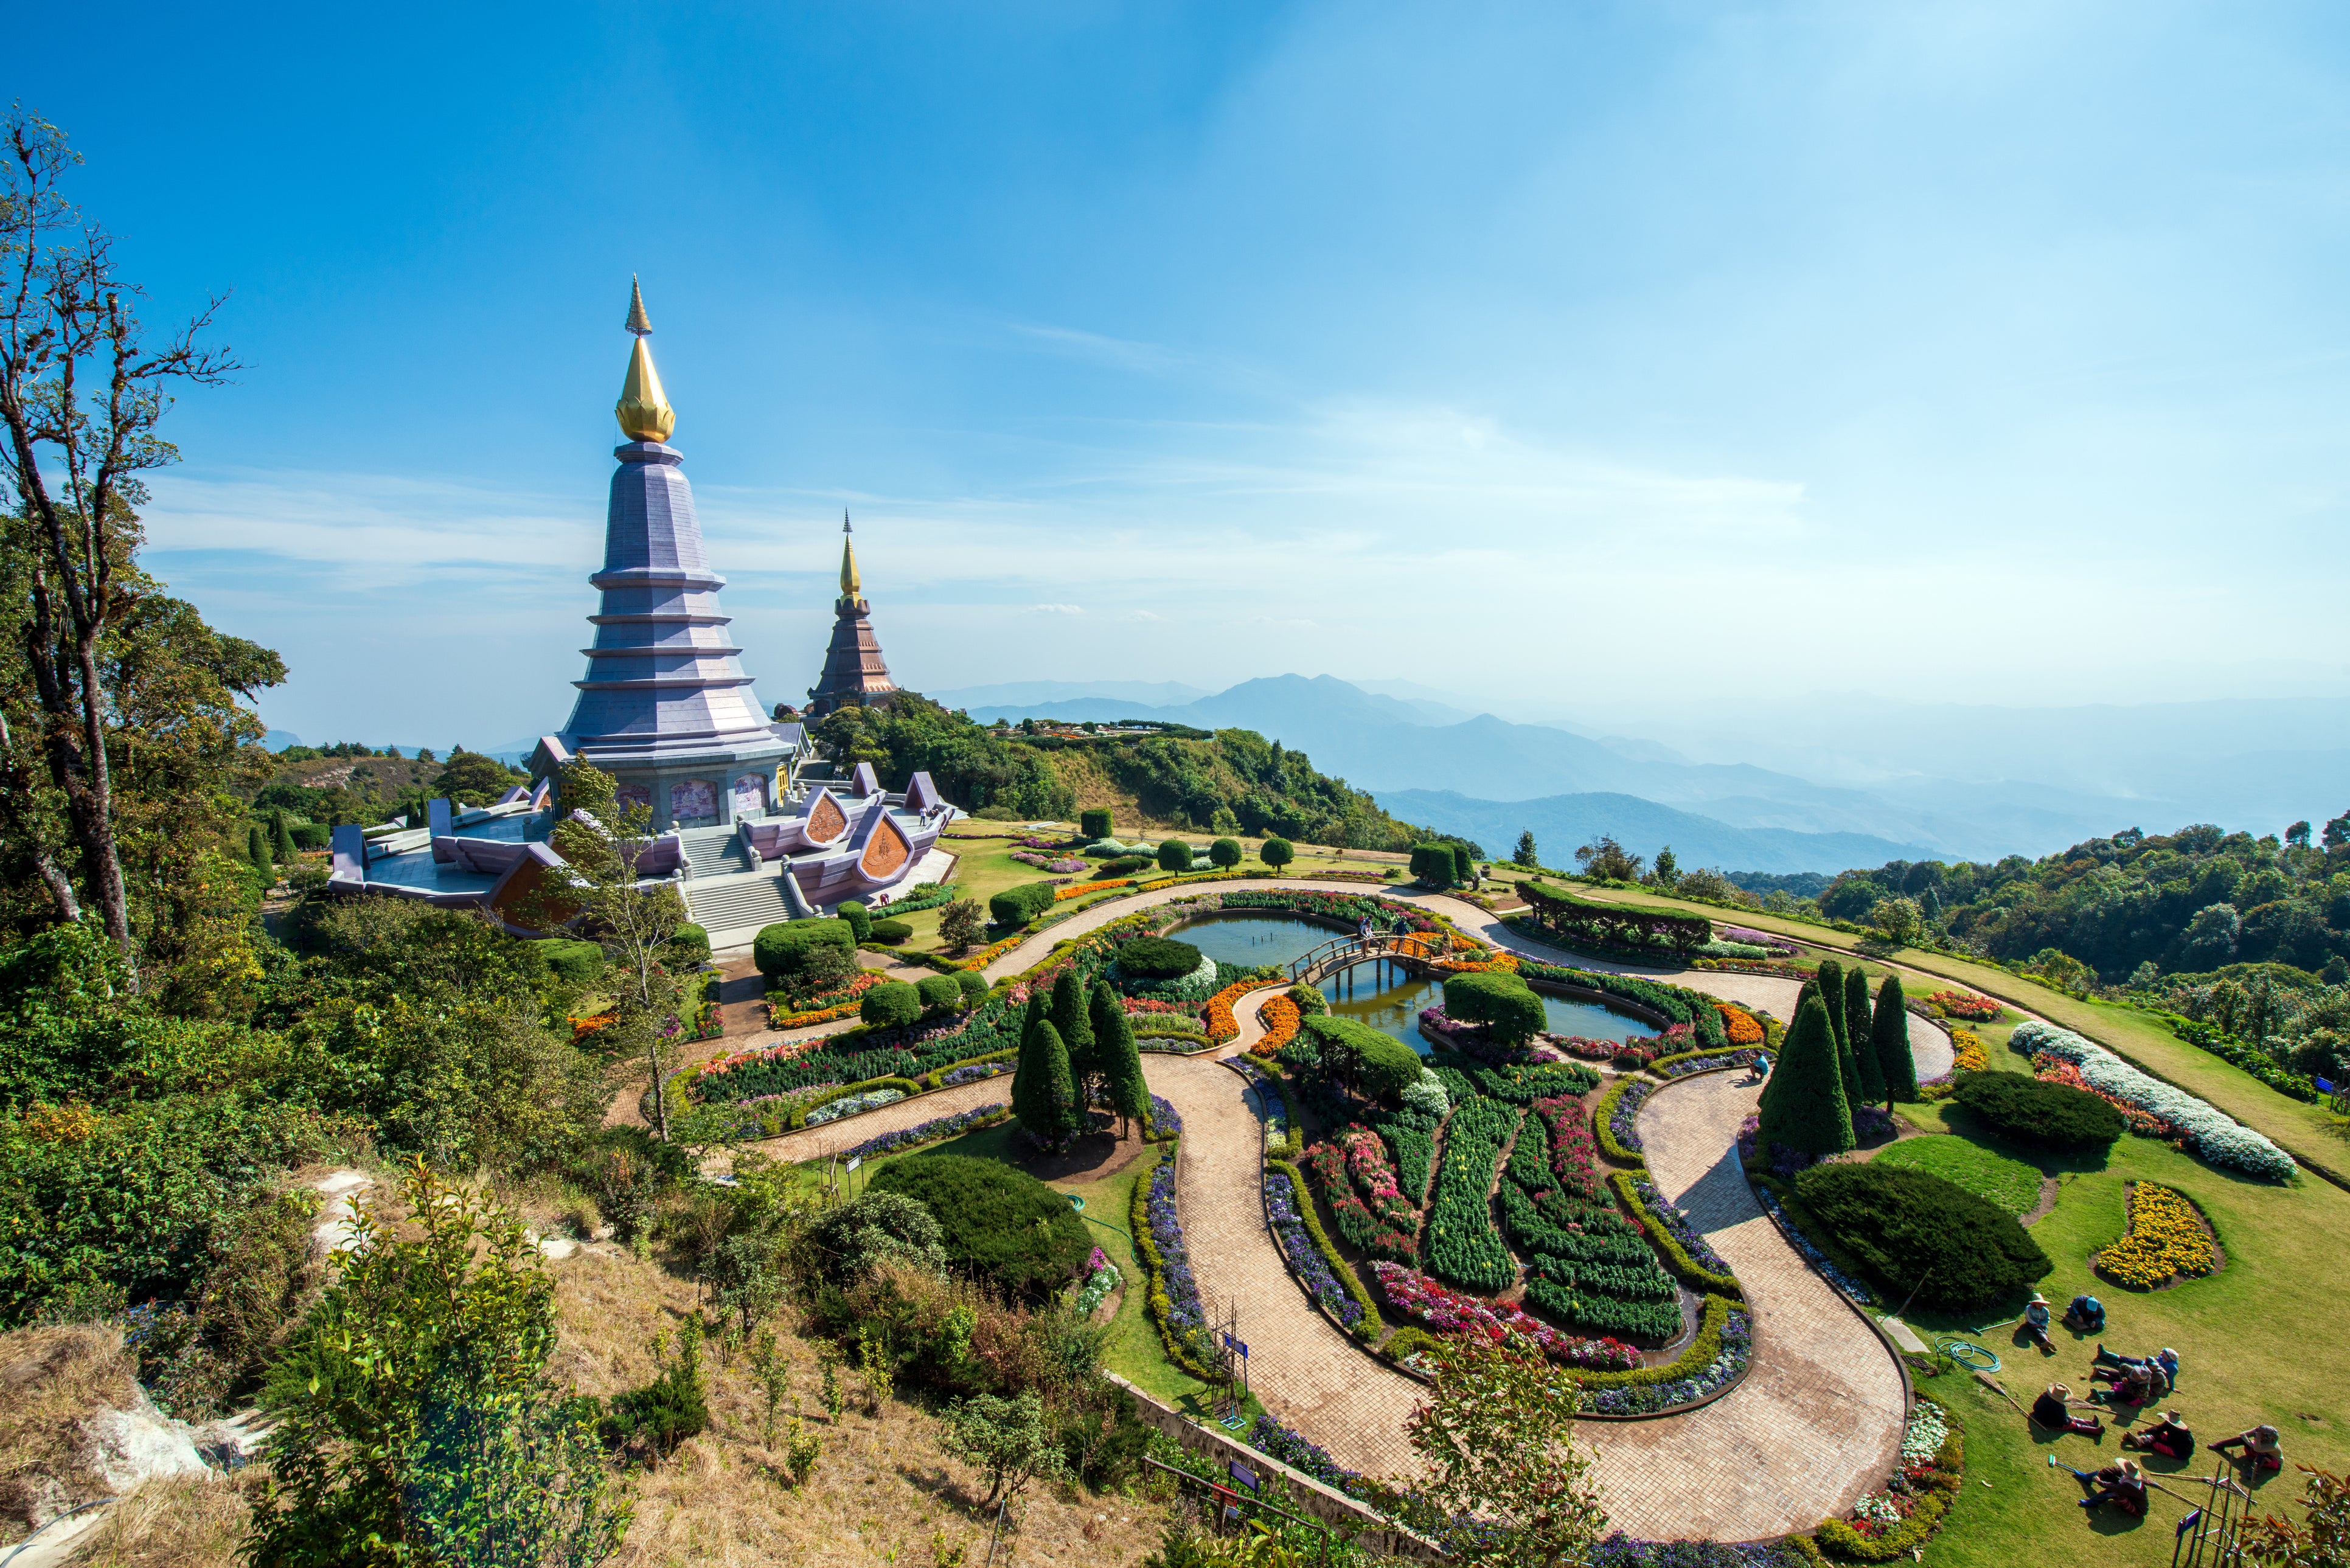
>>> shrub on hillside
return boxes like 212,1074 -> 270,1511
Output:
1953,1070 -> 2126,1150
954,970 -> 991,1004
861,980 -> 925,1030
987,881 -> 1061,927
1116,936 -> 1204,980
866,918 -> 913,945
1259,838 -> 1293,872
1793,1160 -> 2051,1312
753,918 -> 855,982
1156,839 -> 1194,873
666,923 -> 711,968
866,1154 -> 1091,1302
1209,838 -> 1243,869
538,938 -> 605,987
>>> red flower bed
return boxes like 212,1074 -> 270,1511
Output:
1927,989 -> 2001,1022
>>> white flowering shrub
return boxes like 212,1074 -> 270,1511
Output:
1402,1069 -> 1451,1119
2011,1020 -> 2296,1181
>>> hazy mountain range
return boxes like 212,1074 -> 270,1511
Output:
933,675 -> 2345,873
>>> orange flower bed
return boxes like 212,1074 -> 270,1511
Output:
1714,1003 -> 1764,1045
1057,878 -> 1132,901
955,931 -> 1029,972
1205,977 -> 1262,1046
1252,994 -> 1302,1058
569,1008 -> 617,1041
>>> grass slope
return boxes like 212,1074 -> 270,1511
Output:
1871,1134 -> 2043,1215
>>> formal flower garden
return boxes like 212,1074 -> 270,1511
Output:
2093,1179 -> 2219,1289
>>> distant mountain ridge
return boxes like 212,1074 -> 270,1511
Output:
1379,789 -> 1939,876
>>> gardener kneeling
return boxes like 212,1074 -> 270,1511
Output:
2062,1294 -> 2105,1334
2121,1411 -> 2194,1460
2068,1458 -> 2148,1514
2032,1384 -> 2104,1437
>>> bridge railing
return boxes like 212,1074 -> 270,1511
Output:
1287,931 -> 1455,982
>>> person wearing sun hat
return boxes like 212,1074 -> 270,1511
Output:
2211,1424 -> 2284,1473
2121,1409 -> 2194,1459
2063,1456 -> 2149,1513
2032,1382 -> 2104,1437
2020,1291 -> 2056,1354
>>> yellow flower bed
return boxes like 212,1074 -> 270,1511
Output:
2096,1182 -> 2215,1289
1949,1027 -> 1988,1072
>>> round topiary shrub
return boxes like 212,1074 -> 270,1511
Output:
954,970 -> 990,1004
667,922 -> 711,967
860,979 -> 925,1029
987,881 -> 1060,928
1952,1071 -> 2126,1151
1260,838 -> 1293,872
1116,935 -> 1203,981
753,917 -> 856,982
915,974 -> 962,1011
1080,808 -> 1114,841
865,1154 -> 1091,1302
1157,839 -> 1194,873
836,900 -> 872,942
1303,1015 -> 1425,1105
1442,971 -> 1545,1045
1793,1159 -> 2053,1312
1095,855 -> 1150,878
866,917 -> 913,945
539,938 -> 606,987
1209,838 -> 1242,869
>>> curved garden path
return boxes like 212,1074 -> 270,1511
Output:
720,876 -> 1927,1539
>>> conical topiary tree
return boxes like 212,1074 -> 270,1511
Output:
1092,980 -> 1149,1138
1871,974 -> 1917,1106
1012,988 -> 1047,1109
1051,970 -> 1097,1105
269,807 -> 297,862
1757,993 -> 1856,1159
1846,967 -> 1885,1107
1015,1020 -> 1078,1150
1813,959 -> 1863,1114
247,822 -> 272,874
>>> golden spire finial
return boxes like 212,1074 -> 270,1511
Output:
840,510 -> 861,597
614,277 -> 674,442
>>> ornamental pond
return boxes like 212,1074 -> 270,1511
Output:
1167,911 -> 1652,1056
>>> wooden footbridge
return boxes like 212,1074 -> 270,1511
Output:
1287,931 -> 1460,988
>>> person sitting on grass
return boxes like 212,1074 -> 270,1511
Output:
2093,1361 -> 2158,1408
2020,1292 -> 2057,1355
2063,1294 -> 2106,1334
2064,1457 -> 2148,1514
2209,1425 -> 2284,1474
2032,1384 -> 2105,1437
2096,1344 -> 2181,1386
2121,1411 -> 2194,1460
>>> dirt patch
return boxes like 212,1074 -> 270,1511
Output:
1024,1124 -> 1153,1185
0,1325 -> 141,1542
2019,1174 -> 2063,1227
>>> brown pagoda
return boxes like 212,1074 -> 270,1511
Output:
804,514 -> 899,720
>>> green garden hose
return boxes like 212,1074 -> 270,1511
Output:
1936,1337 -> 2001,1372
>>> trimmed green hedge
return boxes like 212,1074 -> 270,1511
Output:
1268,1157 -> 1378,1338
867,1153 -> 1090,1302
988,881 -> 1061,926
1951,1070 -> 2124,1150
1593,1077 -> 1646,1167
1793,1160 -> 2051,1313
1568,1292 -> 1737,1390
916,1049 -> 1016,1091
1610,1168 -> 1741,1299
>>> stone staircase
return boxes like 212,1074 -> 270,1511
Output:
678,825 -> 754,878
684,870 -> 796,943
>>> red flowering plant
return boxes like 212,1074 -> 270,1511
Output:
1927,989 -> 2001,1022
2035,1054 -> 2185,1140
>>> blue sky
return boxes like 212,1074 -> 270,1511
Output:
19,1 -> 2350,749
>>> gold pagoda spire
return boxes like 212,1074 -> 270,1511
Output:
839,510 -> 861,597
614,276 -> 675,443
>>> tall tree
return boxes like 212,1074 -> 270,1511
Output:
1091,981 -> 1149,1139
1011,986 -> 1046,1111
1,111 -> 238,959
1812,959 -> 1864,1111
1013,1019 -> 1076,1150
1757,993 -> 1855,1159
1845,966 -> 1885,1106
1871,974 -> 1918,1107
527,759 -> 687,1140
1049,969 -> 1096,1108
1513,829 -> 1538,869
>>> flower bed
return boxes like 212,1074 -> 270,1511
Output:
1948,1027 -> 1987,1073
2030,1055 -> 2183,1139
1074,1246 -> 1121,1316
1057,877 -> 1131,900
937,1060 -> 1013,1089
2012,1019 -> 2292,1179
1144,1094 -> 1181,1142
1419,1097 -> 1521,1291
1714,1004 -> 1765,1045
1614,1171 -> 1740,1298
1925,989 -> 2000,1022
1652,1046 -> 1762,1080
843,1102 -> 1009,1161
1597,1077 -> 1653,1162
805,1084 -> 908,1126
1372,1109 -> 1439,1204
1264,1160 -> 1375,1332
1252,993 -> 1302,1058
1302,1126 -> 1420,1261
2094,1181 -> 2218,1289
1369,1261 -> 1640,1370
1532,1094 -> 1604,1199
1579,1302 -> 1751,1416
1132,1143 -> 1218,1379
1248,1415 -> 1363,1498
767,969 -> 888,1028
1791,1393 -> 1962,1563
1203,976 -> 1259,1046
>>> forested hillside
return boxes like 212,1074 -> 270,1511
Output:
815,692 -> 1439,848
1815,814 -> 2350,985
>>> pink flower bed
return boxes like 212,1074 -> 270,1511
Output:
1532,1094 -> 1603,1199
1371,1261 -> 1640,1371
1340,1126 -> 1418,1227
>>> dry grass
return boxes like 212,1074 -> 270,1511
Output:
61,1471 -> 257,1568
0,1325 -> 142,1545
551,1248 -> 1177,1568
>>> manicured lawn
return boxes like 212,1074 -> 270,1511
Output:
1871,1134 -> 2043,1215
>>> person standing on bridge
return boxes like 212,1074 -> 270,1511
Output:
1357,914 -> 1372,942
